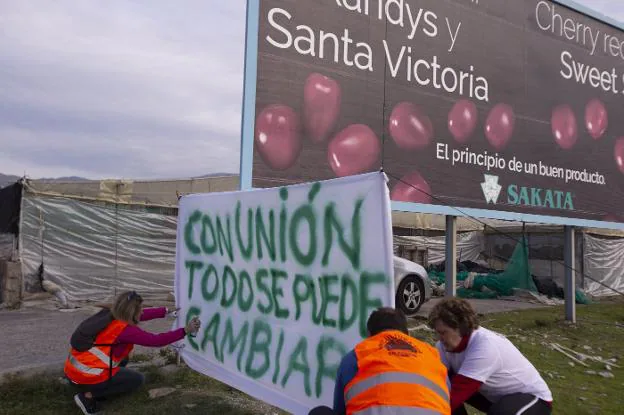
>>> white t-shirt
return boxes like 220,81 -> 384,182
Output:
436,327 -> 552,403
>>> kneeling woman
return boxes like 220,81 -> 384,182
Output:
428,298 -> 552,415
64,291 -> 200,414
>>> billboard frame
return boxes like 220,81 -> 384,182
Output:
238,0 -> 624,231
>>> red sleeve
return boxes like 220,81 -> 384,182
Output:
116,325 -> 186,349
140,307 -> 167,321
450,374 -> 483,411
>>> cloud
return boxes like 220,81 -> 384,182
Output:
577,0 -> 624,23
0,0 -> 246,179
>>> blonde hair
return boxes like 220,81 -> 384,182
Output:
111,291 -> 143,325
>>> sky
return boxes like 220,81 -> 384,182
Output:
0,1 -> 623,180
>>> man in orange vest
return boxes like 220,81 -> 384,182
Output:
311,307 -> 451,415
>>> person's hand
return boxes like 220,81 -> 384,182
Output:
185,316 -> 201,335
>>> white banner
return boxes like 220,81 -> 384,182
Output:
174,172 -> 395,414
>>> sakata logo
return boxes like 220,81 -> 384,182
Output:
479,174 -> 575,210
481,174 -> 502,204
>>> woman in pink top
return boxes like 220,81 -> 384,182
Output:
67,291 -> 201,414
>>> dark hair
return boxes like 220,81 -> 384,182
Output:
366,307 -> 409,336
427,297 -> 479,336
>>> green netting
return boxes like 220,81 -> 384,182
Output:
575,288 -> 591,304
429,237 -> 536,299
429,237 -> 592,303
456,287 -> 498,299
429,270 -> 469,284
494,235 -> 537,292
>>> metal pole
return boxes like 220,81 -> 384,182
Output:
445,215 -> 457,297
564,226 -> 576,323
114,183 -> 120,299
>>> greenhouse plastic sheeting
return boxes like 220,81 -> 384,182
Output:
0,233 -> 14,260
394,232 -> 484,265
24,175 -> 239,207
583,233 -> 624,297
19,195 -> 177,302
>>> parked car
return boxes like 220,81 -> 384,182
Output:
393,255 -> 432,316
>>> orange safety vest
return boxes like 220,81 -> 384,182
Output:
64,320 -> 134,385
344,330 -> 451,415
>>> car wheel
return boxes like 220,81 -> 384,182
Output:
396,275 -> 425,316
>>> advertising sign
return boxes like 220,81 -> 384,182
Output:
175,172 -> 395,413
240,0 -> 624,229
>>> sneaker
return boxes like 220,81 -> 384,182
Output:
74,393 -> 98,414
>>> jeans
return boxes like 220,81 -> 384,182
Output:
70,358 -> 145,400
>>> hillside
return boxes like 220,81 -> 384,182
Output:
0,172 -> 236,189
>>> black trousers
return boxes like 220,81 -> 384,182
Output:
70,358 -> 145,400
309,406 -> 337,415
453,392 -> 552,415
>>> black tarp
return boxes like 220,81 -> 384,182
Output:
0,182 -> 23,236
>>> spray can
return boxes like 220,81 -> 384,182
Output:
189,316 -> 200,338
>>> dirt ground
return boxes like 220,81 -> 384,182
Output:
0,296 -> 550,377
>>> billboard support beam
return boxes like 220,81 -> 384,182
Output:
445,215 -> 457,297
564,226 -> 576,323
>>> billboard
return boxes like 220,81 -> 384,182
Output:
239,0 -> 624,230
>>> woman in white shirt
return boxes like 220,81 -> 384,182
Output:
427,297 -> 553,415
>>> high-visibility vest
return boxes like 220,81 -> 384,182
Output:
64,320 -> 134,384
344,330 -> 451,415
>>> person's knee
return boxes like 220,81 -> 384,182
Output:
123,370 -> 145,392
133,371 -> 145,388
